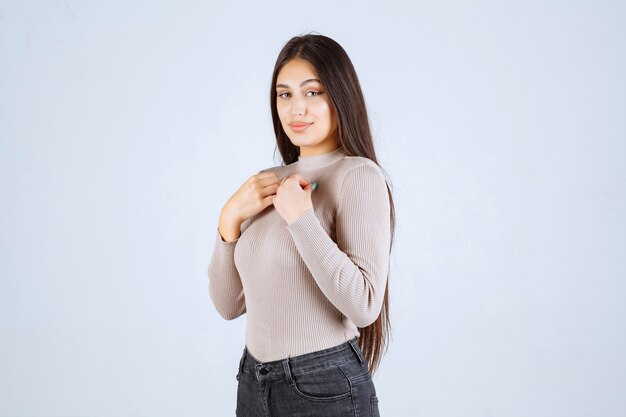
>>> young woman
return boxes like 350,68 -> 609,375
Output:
208,33 -> 396,416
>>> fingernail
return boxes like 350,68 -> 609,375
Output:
312,182 -> 317,190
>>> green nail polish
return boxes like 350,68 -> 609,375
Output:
312,182 -> 317,190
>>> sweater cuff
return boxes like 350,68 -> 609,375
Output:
286,207 -> 318,233
214,227 -> 238,251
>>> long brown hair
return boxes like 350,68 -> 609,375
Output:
268,33 -> 396,376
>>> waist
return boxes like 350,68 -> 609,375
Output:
239,337 -> 365,383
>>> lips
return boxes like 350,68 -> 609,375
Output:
289,122 -> 312,132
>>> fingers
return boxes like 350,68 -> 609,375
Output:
261,183 -> 279,194
254,173 -> 281,195
255,171 -> 281,185
297,176 -> 310,187
289,173 -> 308,183
280,173 -> 309,186
262,194 -> 275,208
259,172 -> 313,193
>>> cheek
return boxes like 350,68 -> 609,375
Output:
276,103 -> 288,122
314,103 -> 333,125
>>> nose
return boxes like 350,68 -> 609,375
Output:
290,95 -> 305,116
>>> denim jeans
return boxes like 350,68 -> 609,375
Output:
235,337 -> 381,416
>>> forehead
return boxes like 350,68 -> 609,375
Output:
277,58 -> 320,82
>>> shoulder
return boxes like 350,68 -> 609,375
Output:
332,156 -> 388,207
335,156 -> 390,216
337,155 -> 387,183
257,164 -> 288,176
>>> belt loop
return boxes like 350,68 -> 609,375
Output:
282,357 -> 295,387
348,337 -> 365,366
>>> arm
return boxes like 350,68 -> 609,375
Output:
208,168 -> 268,320
285,162 -> 391,327
207,220 -> 249,320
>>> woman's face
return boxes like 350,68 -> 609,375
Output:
275,57 -> 338,156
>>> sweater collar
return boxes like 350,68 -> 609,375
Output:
296,147 -> 346,170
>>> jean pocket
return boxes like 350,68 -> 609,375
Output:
290,364 -> 352,402
339,358 -> 372,384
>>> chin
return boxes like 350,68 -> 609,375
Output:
291,137 -> 318,146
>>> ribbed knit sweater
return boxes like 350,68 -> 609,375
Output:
207,147 -> 391,362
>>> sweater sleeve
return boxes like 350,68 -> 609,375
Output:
207,220 -> 249,321
285,162 -> 391,328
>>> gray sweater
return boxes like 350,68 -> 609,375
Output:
208,147 -> 391,362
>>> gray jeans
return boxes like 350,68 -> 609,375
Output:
235,337 -> 381,416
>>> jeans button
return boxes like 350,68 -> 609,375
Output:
259,366 -> 269,375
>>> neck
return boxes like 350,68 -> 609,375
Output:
296,147 -> 345,170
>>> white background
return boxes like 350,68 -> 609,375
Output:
1,1 -> 624,416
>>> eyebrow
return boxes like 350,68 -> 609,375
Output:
275,78 -> 322,89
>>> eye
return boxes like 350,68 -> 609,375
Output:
277,92 -> 289,98
307,91 -> 323,97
